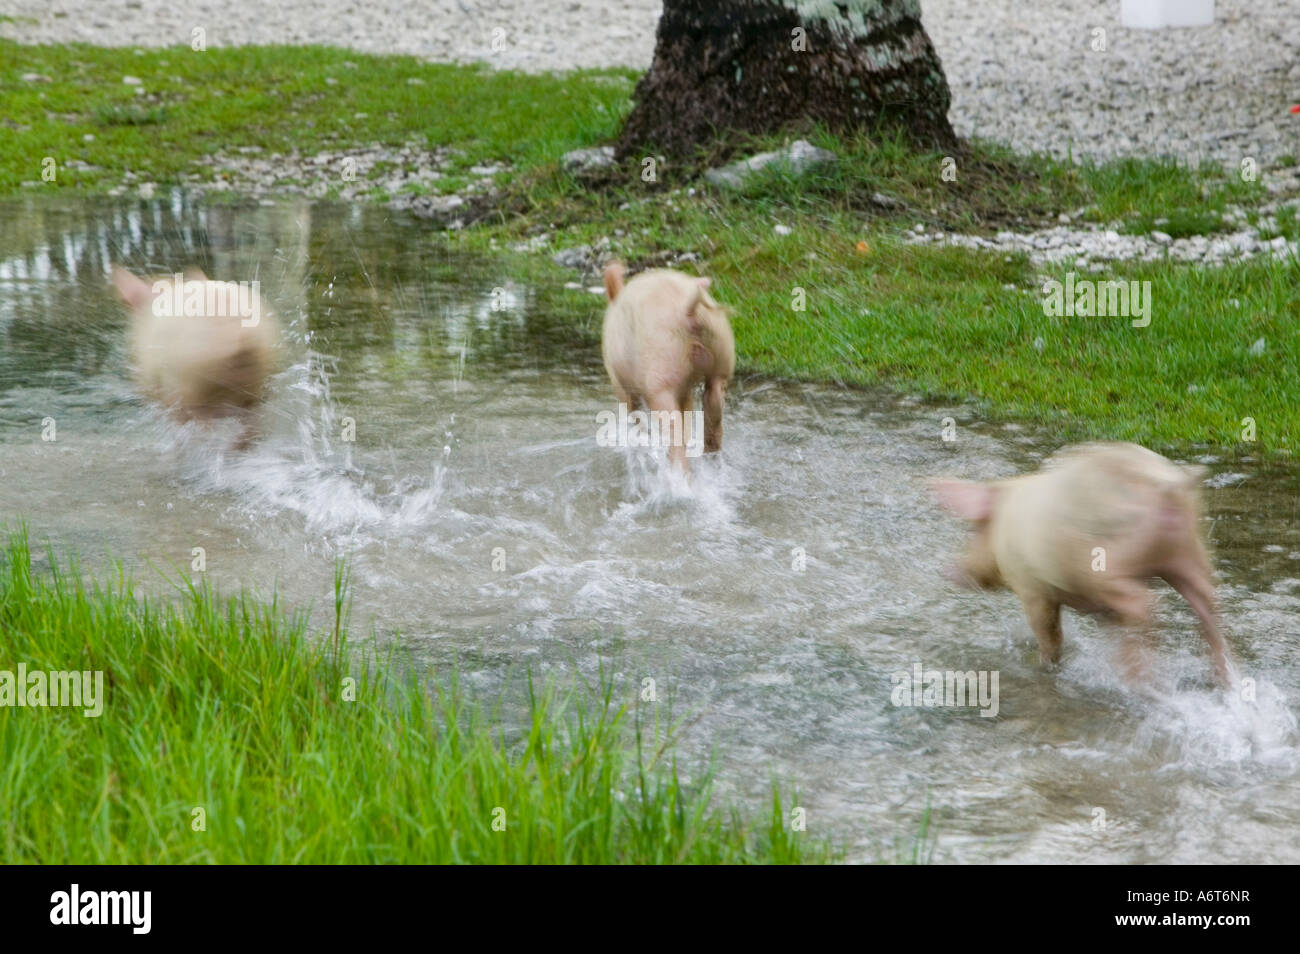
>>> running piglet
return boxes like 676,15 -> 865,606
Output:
600,262 -> 734,473
932,442 -> 1233,687
111,266 -> 279,450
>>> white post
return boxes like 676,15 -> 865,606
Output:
1120,0 -> 1215,29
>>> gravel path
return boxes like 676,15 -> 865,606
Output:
0,0 -> 663,72
924,0 -> 1300,166
3,0 -> 1297,164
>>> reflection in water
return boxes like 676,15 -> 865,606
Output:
1,194 -> 1298,863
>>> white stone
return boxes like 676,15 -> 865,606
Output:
561,146 -> 616,172
704,140 -> 836,190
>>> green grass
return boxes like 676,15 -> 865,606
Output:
1080,156 -> 1261,236
1258,202 -> 1300,243
1,39 -> 1294,455
0,532 -> 830,863
0,40 -> 634,193
706,234 -> 1295,454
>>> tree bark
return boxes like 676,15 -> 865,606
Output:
616,0 -> 954,160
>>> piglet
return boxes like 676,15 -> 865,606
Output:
601,262 -> 735,472
933,442 -> 1232,687
111,266 -> 279,449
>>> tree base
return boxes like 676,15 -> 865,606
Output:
616,1 -> 955,161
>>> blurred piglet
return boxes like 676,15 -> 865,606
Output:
601,261 -> 734,473
111,266 -> 279,450
932,442 -> 1233,687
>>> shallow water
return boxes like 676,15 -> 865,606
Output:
2,194 -> 1298,863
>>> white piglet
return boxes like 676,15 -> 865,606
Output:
600,262 -> 734,473
933,442 -> 1233,686
112,266 -> 279,449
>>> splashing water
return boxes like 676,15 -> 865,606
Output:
2,195 -> 1298,863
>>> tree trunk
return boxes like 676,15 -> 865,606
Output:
616,0 -> 954,160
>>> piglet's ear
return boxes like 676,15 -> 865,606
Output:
183,266 -> 208,282
110,267 -> 154,311
697,277 -> 711,290
929,479 -> 996,521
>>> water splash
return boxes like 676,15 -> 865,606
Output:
158,346 -> 448,546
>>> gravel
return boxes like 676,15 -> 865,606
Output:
0,0 -> 662,72
909,150 -> 1300,267
923,0 -> 1300,166
91,141 -> 501,227
908,219 -> 1300,268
